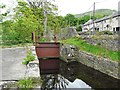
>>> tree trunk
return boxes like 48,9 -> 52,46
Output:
42,0 -> 47,36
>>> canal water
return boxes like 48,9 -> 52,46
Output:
41,60 -> 119,89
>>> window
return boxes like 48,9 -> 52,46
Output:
116,27 -> 120,31
84,28 -> 88,30
95,27 -> 99,31
106,24 -> 109,28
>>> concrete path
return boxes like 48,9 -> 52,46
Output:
1,47 -> 27,80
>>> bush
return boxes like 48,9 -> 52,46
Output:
17,78 -> 33,89
22,50 -> 35,65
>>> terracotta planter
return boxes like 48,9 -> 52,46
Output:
35,42 -> 60,74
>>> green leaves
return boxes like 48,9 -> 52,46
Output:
17,77 -> 34,89
1,0 -> 68,46
22,50 -> 35,65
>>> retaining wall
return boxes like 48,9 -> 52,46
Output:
60,44 -> 120,79
80,35 -> 119,51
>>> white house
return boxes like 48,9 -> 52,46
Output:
82,12 -> 120,32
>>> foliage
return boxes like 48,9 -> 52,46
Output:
22,50 -> 35,65
1,0 -> 115,46
62,37 -> 119,61
39,37 -> 48,42
63,14 -> 91,28
1,0 -> 67,46
79,15 -> 91,24
64,14 -> 76,26
17,77 -> 34,89
3,77 -> 42,89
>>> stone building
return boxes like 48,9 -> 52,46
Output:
82,12 -> 120,32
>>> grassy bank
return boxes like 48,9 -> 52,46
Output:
62,36 -> 119,62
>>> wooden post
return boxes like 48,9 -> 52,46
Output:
32,32 -> 36,46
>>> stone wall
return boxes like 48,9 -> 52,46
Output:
60,44 -> 120,79
80,35 -> 119,51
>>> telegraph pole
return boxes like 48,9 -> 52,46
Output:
93,2 -> 95,34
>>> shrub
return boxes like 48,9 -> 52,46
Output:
22,50 -> 35,65
17,78 -> 33,89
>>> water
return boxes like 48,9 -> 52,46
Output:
60,61 -> 119,89
40,60 -> 119,89
41,74 -> 91,89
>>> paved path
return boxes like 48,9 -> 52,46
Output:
1,47 -> 27,80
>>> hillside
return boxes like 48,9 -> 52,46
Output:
75,9 -> 117,18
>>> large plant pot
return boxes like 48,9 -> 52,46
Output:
35,42 -> 60,74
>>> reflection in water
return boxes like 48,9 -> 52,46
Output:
60,61 -> 119,89
41,74 -> 69,89
41,74 -> 91,90
40,61 -> 119,89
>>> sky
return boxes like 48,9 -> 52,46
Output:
55,0 -> 120,16
0,0 -> 120,16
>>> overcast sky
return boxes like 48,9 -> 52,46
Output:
55,0 -> 120,16
0,0 -> 120,16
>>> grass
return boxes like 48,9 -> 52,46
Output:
4,77 -> 42,89
62,37 -> 119,62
